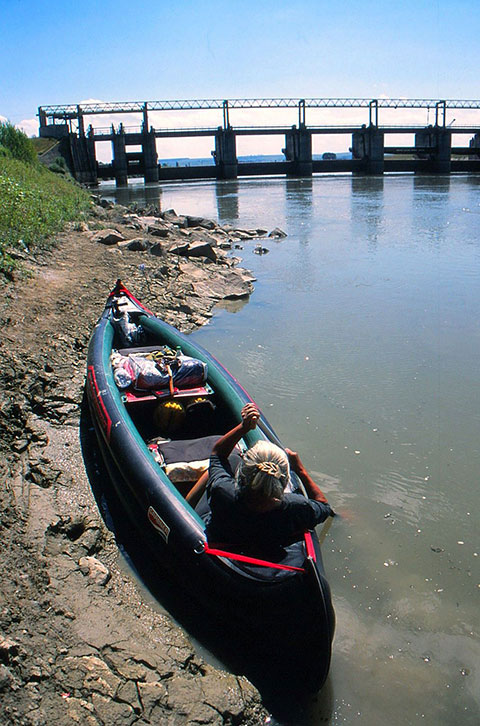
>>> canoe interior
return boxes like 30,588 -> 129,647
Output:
85,283 -> 335,694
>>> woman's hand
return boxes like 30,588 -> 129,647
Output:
285,448 -> 303,474
241,403 -> 260,431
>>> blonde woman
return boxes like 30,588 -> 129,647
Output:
188,403 -> 333,548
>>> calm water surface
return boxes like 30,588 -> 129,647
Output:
103,175 -> 480,725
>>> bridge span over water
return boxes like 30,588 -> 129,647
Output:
38,98 -> 480,185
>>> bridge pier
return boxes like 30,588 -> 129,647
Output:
415,126 -> 452,173
213,129 -> 238,179
283,127 -> 312,176
142,129 -> 159,183
351,126 -> 384,174
112,127 -> 128,186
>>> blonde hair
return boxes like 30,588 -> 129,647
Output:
236,441 -> 290,500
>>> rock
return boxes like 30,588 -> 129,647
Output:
185,215 -> 216,230
161,208 -> 177,219
214,268 -> 255,299
90,229 -> 125,245
168,242 -> 190,256
0,637 -> 19,662
253,245 -> 269,255
116,679 -> 142,713
186,241 -> 218,263
149,243 -> 165,257
12,438 -> 29,452
162,209 -> 188,228
98,199 -> 114,209
80,655 -> 121,696
153,265 -> 170,278
78,556 -> 111,585
148,224 -> 170,238
231,230 -> 252,240
268,227 -> 287,238
122,238 -> 151,252
91,692 -> 134,724
89,205 -> 108,220
134,215 -> 160,230
137,681 -> 168,719
64,697 -> 98,726
0,665 -> 17,692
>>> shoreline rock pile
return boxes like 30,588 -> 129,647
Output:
84,200 -> 285,332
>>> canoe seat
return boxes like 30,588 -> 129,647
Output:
122,383 -> 213,404
148,435 -> 241,484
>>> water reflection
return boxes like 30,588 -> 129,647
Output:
285,178 -> 313,247
412,176 -> 451,249
215,180 -> 239,222
101,180 -> 163,209
350,176 -> 385,250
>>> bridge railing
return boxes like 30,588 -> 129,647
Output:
88,122 -> 479,138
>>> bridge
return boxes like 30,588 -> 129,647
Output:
38,98 -> 480,185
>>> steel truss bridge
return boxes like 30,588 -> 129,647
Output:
37,98 -> 480,185
38,97 -> 480,133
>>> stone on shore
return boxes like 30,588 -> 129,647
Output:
161,209 -> 188,227
90,229 -> 125,245
185,215 -> 217,230
149,242 -> 165,257
120,238 -> 152,252
78,556 -> 111,585
268,227 -> 287,238
185,240 -> 218,262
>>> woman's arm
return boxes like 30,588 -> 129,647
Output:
185,469 -> 209,507
212,403 -> 259,460
285,449 -> 329,504
185,404 -> 259,507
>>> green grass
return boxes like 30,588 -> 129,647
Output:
0,156 -> 91,277
31,137 -> 59,155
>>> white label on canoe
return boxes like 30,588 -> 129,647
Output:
147,506 -> 170,543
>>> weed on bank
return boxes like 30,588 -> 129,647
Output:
0,123 -> 90,277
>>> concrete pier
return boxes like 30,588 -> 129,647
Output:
351,126 -> 385,175
415,127 -> 452,173
112,127 -> 128,186
142,128 -> 159,184
213,129 -> 238,179
283,127 -> 313,176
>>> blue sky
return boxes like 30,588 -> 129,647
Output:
1,0 -> 480,155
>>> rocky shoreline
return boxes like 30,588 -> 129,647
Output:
0,200 -> 284,725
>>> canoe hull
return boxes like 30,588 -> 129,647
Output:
86,282 -> 335,692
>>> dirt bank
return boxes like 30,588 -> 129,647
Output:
0,201 -> 273,725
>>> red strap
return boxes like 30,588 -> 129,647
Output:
203,543 -> 305,572
304,531 -> 317,561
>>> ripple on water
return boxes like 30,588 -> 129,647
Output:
373,470 -> 445,526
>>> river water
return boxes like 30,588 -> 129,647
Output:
102,175 -> 480,725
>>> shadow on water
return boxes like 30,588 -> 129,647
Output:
79,394 -> 333,724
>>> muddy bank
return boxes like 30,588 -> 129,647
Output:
0,201 -> 276,725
